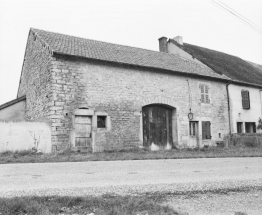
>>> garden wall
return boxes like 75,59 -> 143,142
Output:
0,121 -> 51,153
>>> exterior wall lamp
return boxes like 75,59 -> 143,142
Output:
188,108 -> 193,120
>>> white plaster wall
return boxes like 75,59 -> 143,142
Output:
166,42 -> 207,66
0,100 -> 26,121
229,84 -> 262,133
0,121 -> 51,153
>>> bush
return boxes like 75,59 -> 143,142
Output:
15,150 -> 33,156
0,150 -> 13,157
216,141 -> 224,148
244,142 -> 256,147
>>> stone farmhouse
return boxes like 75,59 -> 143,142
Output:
165,36 -> 262,135
1,29 -> 236,152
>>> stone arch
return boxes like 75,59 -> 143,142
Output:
141,96 -> 177,109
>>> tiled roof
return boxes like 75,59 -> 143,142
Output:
170,40 -> 262,86
0,95 -> 26,110
31,28 -> 229,81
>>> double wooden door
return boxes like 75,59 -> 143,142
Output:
142,105 -> 172,148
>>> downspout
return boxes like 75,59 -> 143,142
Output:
260,90 -> 262,118
226,80 -> 233,135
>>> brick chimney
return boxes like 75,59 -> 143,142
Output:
158,37 -> 168,52
173,36 -> 183,45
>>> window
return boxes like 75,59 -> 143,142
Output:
97,116 -> 106,128
202,121 -> 211,139
245,122 -> 256,133
189,121 -> 197,136
237,122 -> 243,133
199,84 -> 210,103
241,90 -> 250,109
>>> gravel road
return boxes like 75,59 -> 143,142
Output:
0,157 -> 262,198
167,189 -> 262,215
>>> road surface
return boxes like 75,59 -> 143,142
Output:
0,157 -> 262,197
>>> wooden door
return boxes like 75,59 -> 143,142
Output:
189,121 -> 199,148
75,116 -> 92,147
142,105 -> 172,149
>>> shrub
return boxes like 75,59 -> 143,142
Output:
216,141 -> 224,148
244,142 -> 256,147
0,150 -> 13,157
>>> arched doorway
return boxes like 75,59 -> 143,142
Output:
142,104 -> 173,150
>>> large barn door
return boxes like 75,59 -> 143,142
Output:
142,105 -> 172,149
75,116 -> 92,149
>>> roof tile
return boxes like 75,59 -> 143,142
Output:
31,28 -> 229,81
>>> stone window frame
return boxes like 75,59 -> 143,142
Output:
71,109 -> 111,149
95,111 -> 110,131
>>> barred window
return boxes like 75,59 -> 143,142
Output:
200,84 -> 210,103
241,90 -> 250,109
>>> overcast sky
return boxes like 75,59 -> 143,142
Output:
0,0 -> 262,105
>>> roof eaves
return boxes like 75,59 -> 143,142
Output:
52,51 -> 230,82
0,95 -> 26,110
232,79 -> 262,89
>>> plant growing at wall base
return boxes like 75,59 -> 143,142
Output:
257,117 -> 262,130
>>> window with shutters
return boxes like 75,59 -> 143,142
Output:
199,84 -> 210,103
241,90 -> 250,109
202,121 -> 211,139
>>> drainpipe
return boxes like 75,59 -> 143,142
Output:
260,90 -> 262,118
226,80 -> 233,147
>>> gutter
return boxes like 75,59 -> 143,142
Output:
226,80 -> 233,135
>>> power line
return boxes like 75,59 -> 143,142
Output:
207,0 -> 262,36
208,0 -> 262,34
216,0 -> 262,31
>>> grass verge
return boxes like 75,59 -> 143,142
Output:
1,146 -> 262,164
0,194 -> 180,215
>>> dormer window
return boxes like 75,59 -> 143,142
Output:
241,90 -> 250,109
200,84 -> 210,103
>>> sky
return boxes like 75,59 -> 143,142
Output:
0,0 -> 262,105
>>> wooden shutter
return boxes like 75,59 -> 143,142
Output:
205,86 -> 209,103
241,90 -> 250,109
202,121 -> 211,139
206,121 -> 211,139
200,85 -> 205,102
200,85 -> 209,103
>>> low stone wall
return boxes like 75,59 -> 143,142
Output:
0,121 -> 51,153
229,133 -> 262,147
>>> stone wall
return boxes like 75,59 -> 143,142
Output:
17,30 -> 52,121
49,56 -> 229,151
17,32 -> 230,151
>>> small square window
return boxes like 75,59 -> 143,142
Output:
97,116 -> 106,128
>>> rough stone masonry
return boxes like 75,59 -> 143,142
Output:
17,30 -> 229,152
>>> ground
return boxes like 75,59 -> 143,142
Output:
1,158 -> 262,214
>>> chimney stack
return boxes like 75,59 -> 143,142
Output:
173,36 -> 183,45
158,37 -> 168,52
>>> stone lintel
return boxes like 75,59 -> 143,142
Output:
74,109 -> 94,115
